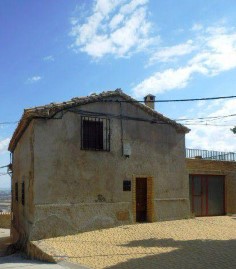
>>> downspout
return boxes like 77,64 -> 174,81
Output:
9,153 -> 13,238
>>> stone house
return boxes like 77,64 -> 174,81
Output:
9,89 -> 191,242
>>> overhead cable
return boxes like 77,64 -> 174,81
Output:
152,95 -> 236,103
86,95 -> 236,103
0,121 -> 18,125
0,165 -> 9,169
175,114 -> 236,121
0,173 -> 8,176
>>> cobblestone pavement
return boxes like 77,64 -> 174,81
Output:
38,216 -> 236,269
0,229 -> 10,257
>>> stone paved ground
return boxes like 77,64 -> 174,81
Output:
0,229 -> 10,257
37,216 -> 236,269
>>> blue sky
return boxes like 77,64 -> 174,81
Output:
1,0 -> 236,188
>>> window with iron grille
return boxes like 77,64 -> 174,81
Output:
15,182 -> 18,202
81,116 -> 110,151
21,181 -> 25,206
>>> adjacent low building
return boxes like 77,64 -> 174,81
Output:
186,150 -> 236,217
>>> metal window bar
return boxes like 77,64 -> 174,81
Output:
81,116 -> 110,151
15,182 -> 18,202
186,148 -> 236,161
21,181 -> 25,206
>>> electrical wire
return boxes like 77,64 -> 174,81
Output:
0,96 -> 236,126
96,95 -> 236,102
175,114 -> 236,121
152,95 -> 236,102
64,108 -> 236,127
0,121 -> 18,125
184,123 -> 235,126
0,165 -> 9,169
0,173 -> 8,176
0,111 -> 235,127
1,112 -> 236,126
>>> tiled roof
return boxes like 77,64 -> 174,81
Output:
8,89 -> 190,152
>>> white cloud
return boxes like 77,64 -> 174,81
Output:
26,76 -> 42,84
70,17 -> 78,26
148,40 -> 196,64
190,29 -> 236,76
186,99 -> 236,152
0,138 -> 10,154
70,0 -> 155,58
132,64 -> 207,97
94,0 -> 123,15
133,24 -> 236,97
43,55 -> 54,62
109,13 -> 124,30
120,0 -> 148,14
196,100 -> 206,108
191,23 -> 203,31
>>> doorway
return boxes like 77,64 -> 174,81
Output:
136,178 -> 147,222
190,175 -> 225,216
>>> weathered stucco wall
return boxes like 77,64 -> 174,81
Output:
11,122 -> 35,243
29,99 -> 189,240
186,158 -> 236,214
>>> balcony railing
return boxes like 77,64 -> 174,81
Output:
186,148 -> 236,162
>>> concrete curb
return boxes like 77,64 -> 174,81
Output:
26,240 -> 91,268
26,241 -> 56,262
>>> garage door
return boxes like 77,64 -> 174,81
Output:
189,175 -> 225,216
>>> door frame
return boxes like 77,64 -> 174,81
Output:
190,174 -> 226,216
132,175 -> 154,222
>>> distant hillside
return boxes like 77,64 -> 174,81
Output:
0,189 -> 11,200
0,188 -> 11,212
0,189 -> 11,212
0,188 -> 11,194
0,187 -> 10,191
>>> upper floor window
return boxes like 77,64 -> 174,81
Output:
15,182 -> 18,202
81,116 -> 110,151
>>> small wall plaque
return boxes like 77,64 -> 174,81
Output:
123,180 -> 131,191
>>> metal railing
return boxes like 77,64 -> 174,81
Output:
186,148 -> 236,161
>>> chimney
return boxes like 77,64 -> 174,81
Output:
144,94 -> 155,110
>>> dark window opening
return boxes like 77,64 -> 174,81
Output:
21,181 -> 25,206
81,116 -> 110,151
15,182 -> 18,202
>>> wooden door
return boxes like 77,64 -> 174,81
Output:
207,176 -> 225,216
190,175 -> 225,216
136,178 -> 147,222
